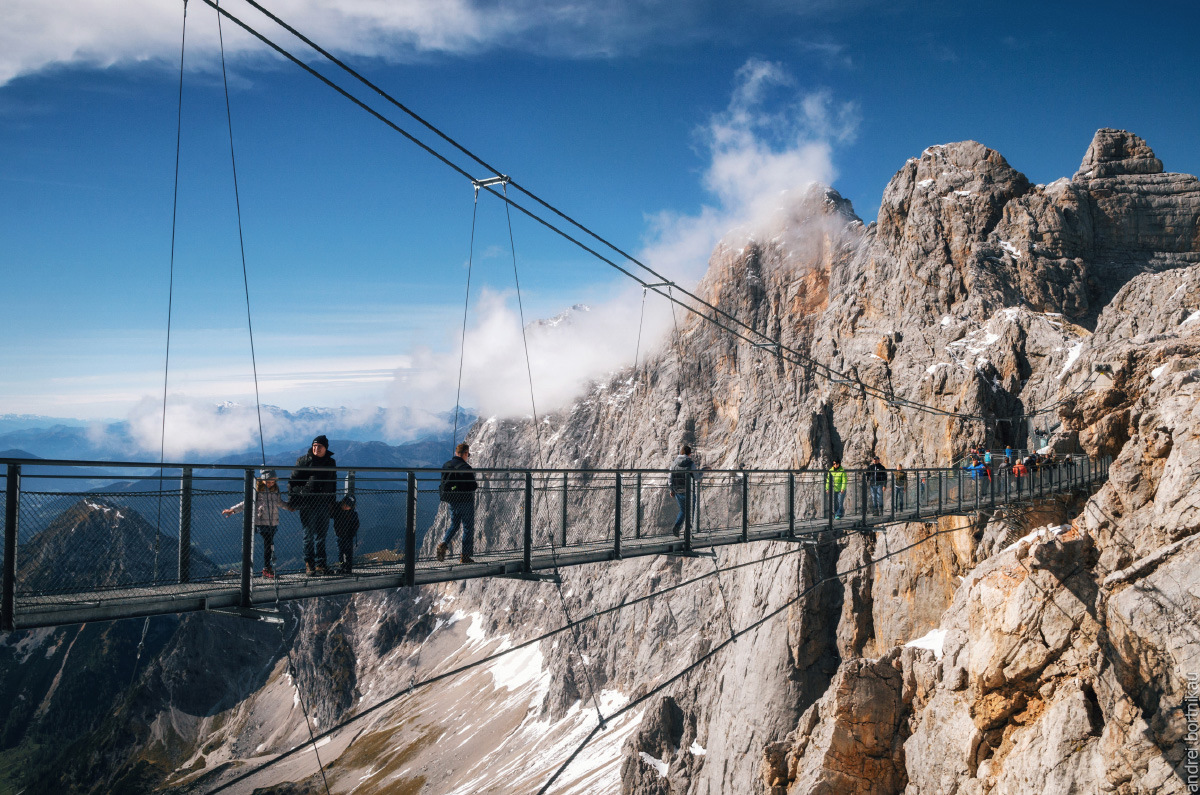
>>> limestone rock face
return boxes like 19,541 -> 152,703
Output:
447,130 -> 1200,795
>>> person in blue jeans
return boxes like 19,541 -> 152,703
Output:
288,435 -> 337,576
669,444 -> 695,536
437,443 -> 478,564
866,455 -> 887,515
892,463 -> 907,511
826,461 -> 847,519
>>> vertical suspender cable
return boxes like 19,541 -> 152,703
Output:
633,286 -> 647,372
499,184 -> 607,728
217,0 -> 267,469
216,5 -> 327,793
452,189 -> 480,450
133,0 -> 190,691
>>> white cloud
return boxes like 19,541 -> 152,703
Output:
0,0 -> 810,86
387,288 -> 669,420
1,1 -> 878,87
117,394 -> 453,457
645,58 -> 858,281
390,58 -> 859,420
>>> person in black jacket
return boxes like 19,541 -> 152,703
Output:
288,435 -> 338,575
437,443 -> 478,564
866,455 -> 887,515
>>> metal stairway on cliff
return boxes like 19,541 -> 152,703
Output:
0,455 -> 1110,631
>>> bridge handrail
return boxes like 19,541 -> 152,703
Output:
0,456 -> 1089,476
0,454 -> 1112,631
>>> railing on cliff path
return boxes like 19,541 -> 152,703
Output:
0,455 -> 1111,631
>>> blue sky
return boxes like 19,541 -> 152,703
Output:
3,0 -> 1199,446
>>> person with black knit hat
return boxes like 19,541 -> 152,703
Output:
288,435 -> 338,575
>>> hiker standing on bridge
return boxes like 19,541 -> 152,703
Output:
437,443 -> 478,565
222,469 -> 291,578
893,463 -> 907,511
826,460 -> 847,520
669,445 -> 696,536
289,435 -> 338,576
867,456 -> 888,515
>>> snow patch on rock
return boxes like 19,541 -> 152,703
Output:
905,628 -> 947,660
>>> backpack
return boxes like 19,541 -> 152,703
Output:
669,457 -> 694,492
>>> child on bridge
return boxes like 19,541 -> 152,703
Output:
223,469 -> 292,578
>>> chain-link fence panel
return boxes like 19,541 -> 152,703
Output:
0,458 -> 1116,626
16,486 -> 193,597
747,473 -> 789,529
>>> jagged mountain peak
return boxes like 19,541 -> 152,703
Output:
18,499 -> 218,592
1074,127 -> 1164,180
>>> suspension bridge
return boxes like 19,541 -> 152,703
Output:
0,455 -> 1109,631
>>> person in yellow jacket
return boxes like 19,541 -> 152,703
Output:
826,460 -> 847,519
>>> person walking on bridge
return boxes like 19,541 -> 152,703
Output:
289,435 -> 338,576
826,460 -> 847,520
437,443 -> 478,564
669,445 -> 696,536
867,456 -> 887,515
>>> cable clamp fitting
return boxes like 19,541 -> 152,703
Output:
472,175 -> 510,189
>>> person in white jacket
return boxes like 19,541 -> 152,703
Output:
223,469 -> 293,578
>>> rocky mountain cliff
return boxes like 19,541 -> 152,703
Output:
2,128 -> 1198,794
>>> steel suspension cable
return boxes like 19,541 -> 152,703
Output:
535,516 -> 985,793
133,0 -> 190,690
201,539 -> 820,794
195,0 -> 1055,427
195,465 -> 1105,794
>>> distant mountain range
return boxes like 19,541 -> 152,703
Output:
0,405 -> 475,463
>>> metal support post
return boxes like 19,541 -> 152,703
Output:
787,473 -> 796,540
938,471 -> 944,516
890,472 -> 896,521
861,473 -> 868,525
683,475 -> 693,552
178,467 -> 192,584
614,473 -> 622,559
740,471 -> 749,543
241,470 -> 253,608
405,473 -> 417,587
561,472 -> 568,547
3,464 -> 19,632
635,473 -> 642,539
524,472 -> 533,573
827,473 -> 834,534
957,470 -> 963,513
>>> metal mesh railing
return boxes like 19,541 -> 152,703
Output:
0,455 -> 1110,629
